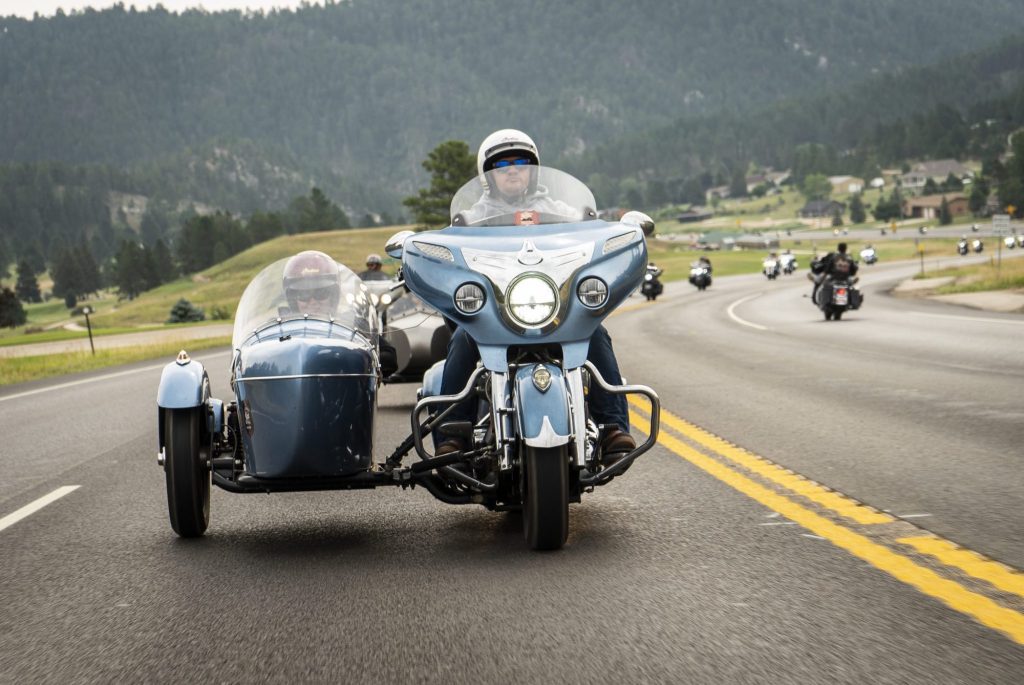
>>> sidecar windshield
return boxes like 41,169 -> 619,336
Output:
450,166 -> 596,227
231,255 -> 378,348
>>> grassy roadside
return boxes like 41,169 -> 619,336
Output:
917,255 -> 1024,295
647,237 -> 959,282
0,336 -> 231,388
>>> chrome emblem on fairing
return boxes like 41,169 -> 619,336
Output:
517,239 -> 543,265
532,364 -> 552,392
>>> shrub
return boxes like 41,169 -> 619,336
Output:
209,305 -> 232,321
167,298 -> 206,324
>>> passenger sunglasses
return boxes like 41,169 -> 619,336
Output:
492,158 -> 533,169
294,286 -> 335,302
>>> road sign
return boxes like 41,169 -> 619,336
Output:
992,214 -> 1010,235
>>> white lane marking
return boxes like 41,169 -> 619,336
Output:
726,294 -> 768,331
0,486 -> 80,533
896,513 -> 933,519
910,311 -> 1024,326
759,522 -> 797,526
0,350 -> 233,403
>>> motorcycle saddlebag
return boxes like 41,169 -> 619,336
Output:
850,288 -> 863,310
233,338 -> 376,478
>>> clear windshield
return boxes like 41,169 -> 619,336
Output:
450,166 -> 596,227
231,255 -> 378,348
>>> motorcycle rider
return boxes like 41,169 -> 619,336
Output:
810,242 -> 858,304
461,129 -> 580,226
282,250 -> 398,376
697,255 -> 713,273
435,129 -> 635,461
358,253 -> 391,281
282,250 -> 344,317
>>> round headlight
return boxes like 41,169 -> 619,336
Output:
577,277 -> 608,308
454,283 -> 485,314
507,275 -> 557,326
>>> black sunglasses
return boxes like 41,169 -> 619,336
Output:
294,286 -> 335,302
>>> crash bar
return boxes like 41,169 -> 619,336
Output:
578,360 -> 660,486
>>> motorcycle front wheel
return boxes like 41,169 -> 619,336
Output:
522,446 -> 569,550
164,407 -> 211,537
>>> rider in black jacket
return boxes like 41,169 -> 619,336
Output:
810,242 -> 858,304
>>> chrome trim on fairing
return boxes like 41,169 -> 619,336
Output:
566,367 -> 588,467
235,373 -> 374,381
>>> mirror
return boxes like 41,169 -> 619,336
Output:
384,230 -> 416,259
621,211 -> 655,237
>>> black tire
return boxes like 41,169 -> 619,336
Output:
164,408 -> 211,537
834,310 -> 844,321
824,308 -> 833,321
522,446 -> 569,551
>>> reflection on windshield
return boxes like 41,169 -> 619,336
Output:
231,255 -> 378,349
450,166 -> 595,227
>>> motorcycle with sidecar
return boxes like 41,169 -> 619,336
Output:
155,166 -> 660,550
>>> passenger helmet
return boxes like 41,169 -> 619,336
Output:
365,253 -> 382,266
282,250 -> 341,312
477,128 -> 539,194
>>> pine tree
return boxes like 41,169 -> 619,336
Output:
849,194 -> 866,224
0,287 -> 27,328
15,259 -> 42,303
403,140 -> 476,228
113,240 -> 148,300
939,196 -> 952,225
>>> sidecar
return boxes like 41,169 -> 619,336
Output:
156,253 -> 389,537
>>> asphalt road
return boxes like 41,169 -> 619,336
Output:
1,257 -> 1022,683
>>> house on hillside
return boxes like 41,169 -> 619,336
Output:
827,176 -> 864,194
902,193 -> 968,219
706,184 -> 731,203
900,160 -> 973,194
677,207 -> 714,223
798,199 -> 846,218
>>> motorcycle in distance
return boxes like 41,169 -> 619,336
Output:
688,261 -> 712,290
364,278 -> 452,383
957,237 -> 969,256
1004,235 -> 1017,250
972,238 -> 984,253
389,166 -> 661,550
762,254 -> 781,280
859,246 -> 878,265
640,263 -> 664,301
810,255 -> 863,321
779,252 -> 798,275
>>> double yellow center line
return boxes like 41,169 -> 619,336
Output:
627,396 -> 1024,645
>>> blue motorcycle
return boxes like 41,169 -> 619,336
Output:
155,167 -> 659,551
390,166 -> 660,549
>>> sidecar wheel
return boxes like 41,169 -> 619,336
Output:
164,408 -> 210,537
522,446 -> 569,551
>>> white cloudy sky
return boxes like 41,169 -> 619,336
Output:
0,1 -> 318,18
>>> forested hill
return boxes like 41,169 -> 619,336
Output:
2,0 -> 1024,196
564,34 -> 1024,202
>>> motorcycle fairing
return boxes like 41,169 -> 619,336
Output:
401,221 -> 647,372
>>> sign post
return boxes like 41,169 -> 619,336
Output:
81,306 -> 95,355
993,214 -> 1010,274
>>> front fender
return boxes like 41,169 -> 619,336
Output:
157,357 -> 208,409
514,365 -> 571,448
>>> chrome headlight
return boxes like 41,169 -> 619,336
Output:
454,283 -> 485,314
506,275 -> 558,327
577,277 -> 608,308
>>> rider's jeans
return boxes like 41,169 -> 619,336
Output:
437,325 -> 630,435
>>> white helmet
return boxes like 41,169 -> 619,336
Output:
476,128 -> 539,194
